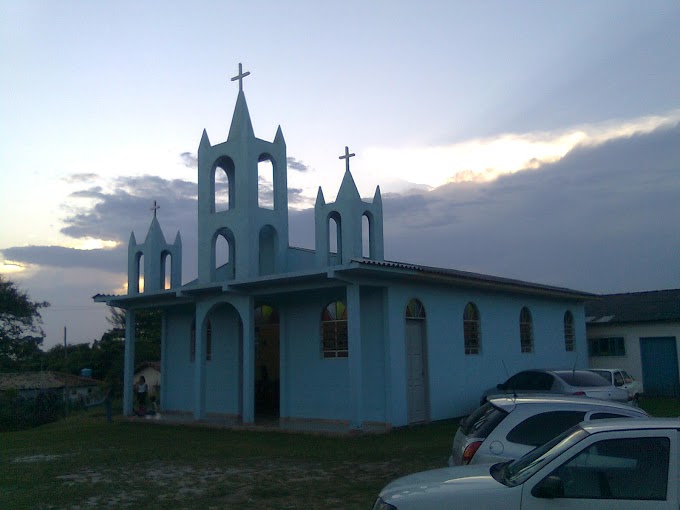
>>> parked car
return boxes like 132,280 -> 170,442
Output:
449,395 -> 649,466
480,369 -> 629,406
589,368 -> 643,403
373,418 -> 679,510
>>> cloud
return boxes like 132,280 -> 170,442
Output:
180,152 -> 198,168
287,157 -> 310,172
1,245 -> 125,273
382,122 -> 680,294
62,173 -> 100,184
363,110 -> 680,188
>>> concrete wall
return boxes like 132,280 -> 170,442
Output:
587,322 -> 680,391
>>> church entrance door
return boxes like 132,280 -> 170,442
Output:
254,305 -> 280,420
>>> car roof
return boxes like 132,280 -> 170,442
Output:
581,417 -> 680,434
589,368 -> 623,373
487,395 -> 648,415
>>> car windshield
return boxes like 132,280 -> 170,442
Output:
556,371 -> 611,387
500,425 -> 588,486
460,402 -> 508,437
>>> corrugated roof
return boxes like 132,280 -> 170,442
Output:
585,289 -> 680,324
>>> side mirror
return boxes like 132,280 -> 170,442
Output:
531,476 -> 565,499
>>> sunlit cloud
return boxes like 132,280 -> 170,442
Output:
68,238 -> 119,250
0,261 -> 25,274
362,110 -> 680,188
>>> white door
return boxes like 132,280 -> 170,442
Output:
406,320 -> 427,423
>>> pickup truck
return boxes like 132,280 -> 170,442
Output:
373,418 -> 678,510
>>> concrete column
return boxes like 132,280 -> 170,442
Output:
193,303 -> 208,420
240,297 -> 255,423
279,305 -> 288,419
347,284 -> 363,429
123,309 -> 136,416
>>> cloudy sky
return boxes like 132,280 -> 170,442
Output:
1,1 -> 679,349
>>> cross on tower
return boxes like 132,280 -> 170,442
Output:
230,62 -> 250,92
339,146 -> 355,173
150,200 -> 160,218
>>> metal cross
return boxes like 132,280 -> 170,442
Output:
231,62 -> 250,92
339,146 -> 355,173
150,200 -> 160,218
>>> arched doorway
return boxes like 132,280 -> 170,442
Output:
254,304 -> 280,418
405,298 -> 428,424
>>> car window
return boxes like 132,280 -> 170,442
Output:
621,371 -> 634,384
613,372 -> 625,386
590,412 -> 635,420
506,411 -> 586,447
506,371 -> 553,391
460,402 -> 508,438
557,371 -> 611,387
546,437 -> 669,500
591,370 -> 612,384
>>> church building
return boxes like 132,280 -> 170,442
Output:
95,65 -> 592,430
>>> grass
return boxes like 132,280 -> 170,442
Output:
3,397 -> 680,510
1,408 -> 458,510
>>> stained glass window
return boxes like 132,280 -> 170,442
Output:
405,299 -> 426,320
321,301 -> 348,358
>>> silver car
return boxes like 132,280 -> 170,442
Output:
480,369 -> 630,406
448,395 -> 649,466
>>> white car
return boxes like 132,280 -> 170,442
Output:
374,418 -> 679,510
589,368 -> 643,402
480,369 -> 629,405
449,395 -> 649,466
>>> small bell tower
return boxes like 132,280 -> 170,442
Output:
196,64 -> 289,282
127,201 -> 182,294
315,147 -> 384,266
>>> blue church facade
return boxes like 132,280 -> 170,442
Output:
95,67 -> 592,430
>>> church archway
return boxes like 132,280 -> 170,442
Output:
254,304 -> 280,419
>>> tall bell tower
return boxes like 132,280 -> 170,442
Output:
196,64 -> 289,282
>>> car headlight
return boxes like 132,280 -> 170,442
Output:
372,496 -> 398,510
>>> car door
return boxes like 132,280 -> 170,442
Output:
521,429 -> 677,510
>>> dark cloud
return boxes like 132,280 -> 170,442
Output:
287,156 -> 310,172
2,245 -> 125,273
382,123 -> 680,294
180,152 -> 198,169
62,173 -> 100,184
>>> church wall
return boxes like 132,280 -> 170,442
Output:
385,283 -> 586,425
162,308 -> 195,412
360,286 -> 387,423
205,305 -> 242,415
286,247 -> 316,272
283,290 -> 351,421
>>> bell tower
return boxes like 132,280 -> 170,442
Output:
315,147 -> 384,266
196,64 -> 289,282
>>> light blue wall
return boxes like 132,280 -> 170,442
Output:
205,304 -> 241,414
360,287 -> 387,422
385,284 -> 586,424
163,307 -> 195,412
282,289 -> 350,420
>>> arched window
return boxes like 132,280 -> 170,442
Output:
519,307 -> 533,353
257,154 -> 274,209
463,302 -> 481,355
206,319 -> 212,361
405,298 -> 426,320
362,213 -> 370,258
162,251 -> 172,290
190,319 -> 196,362
328,212 -> 342,264
564,311 -> 575,352
137,253 -> 144,293
213,156 -> 235,212
321,301 -> 347,358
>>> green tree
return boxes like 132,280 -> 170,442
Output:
0,276 -> 49,371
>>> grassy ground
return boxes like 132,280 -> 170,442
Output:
1,408 -> 457,510
3,397 -> 679,510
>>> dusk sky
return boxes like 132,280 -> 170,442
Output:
1,1 -> 679,349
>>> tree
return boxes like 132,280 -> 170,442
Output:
0,276 -> 49,370
107,306 -> 161,363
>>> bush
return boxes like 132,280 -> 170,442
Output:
0,390 -> 71,431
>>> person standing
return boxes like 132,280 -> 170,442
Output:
135,375 -> 148,415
